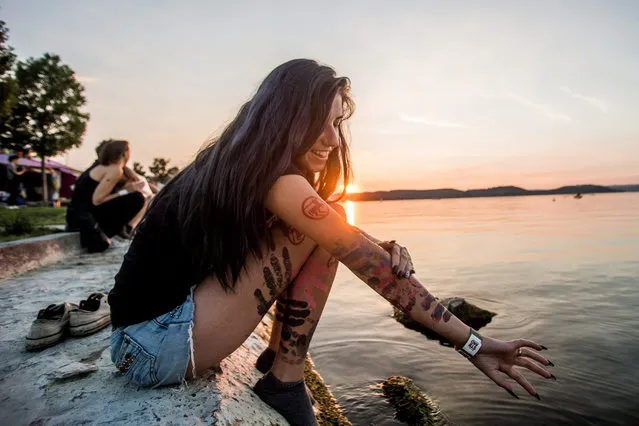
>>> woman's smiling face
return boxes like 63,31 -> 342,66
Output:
295,92 -> 343,174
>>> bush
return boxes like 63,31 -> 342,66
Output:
3,214 -> 35,235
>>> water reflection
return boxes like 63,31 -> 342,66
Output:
345,200 -> 356,225
315,194 -> 639,426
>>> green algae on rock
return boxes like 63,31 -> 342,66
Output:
382,376 -> 442,426
392,297 -> 496,343
305,355 -> 352,425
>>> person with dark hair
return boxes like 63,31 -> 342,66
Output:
66,140 -> 146,252
6,154 -> 27,205
108,59 -> 554,425
94,139 -> 157,199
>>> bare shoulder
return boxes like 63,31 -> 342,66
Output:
91,164 -> 123,182
267,174 -> 312,204
270,174 -> 311,192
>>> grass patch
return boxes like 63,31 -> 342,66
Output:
0,206 -> 67,226
0,207 -> 66,243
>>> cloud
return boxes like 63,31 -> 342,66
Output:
504,92 -> 571,121
400,115 -> 468,128
560,86 -> 608,113
76,75 -> 99,84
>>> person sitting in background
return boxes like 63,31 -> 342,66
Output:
6,154 -> 26,206
48,168 -> 61,208
94,140 -> 158,200
66,140 -> 146,252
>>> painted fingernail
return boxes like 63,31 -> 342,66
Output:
547,360 -> 555,367
540,345 -> 548,350
549,374 -> 557,380
392,266 -> 397,274
506,389 -> 519,399
389,240 -> 396,244
534,393 -> 541,400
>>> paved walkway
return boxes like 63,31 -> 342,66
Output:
0,240 -> 286,425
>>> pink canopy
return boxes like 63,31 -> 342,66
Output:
0,154 -> 80,176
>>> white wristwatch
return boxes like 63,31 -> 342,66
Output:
457,329 -> 483,359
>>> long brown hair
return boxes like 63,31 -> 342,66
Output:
147,59 -> 355,292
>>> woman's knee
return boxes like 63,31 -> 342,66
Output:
129,191 -> 145,212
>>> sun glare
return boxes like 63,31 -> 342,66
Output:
345,184 -> 359,194
345,200 -> 355,225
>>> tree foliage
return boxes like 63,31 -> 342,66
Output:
132,161 -> 147,178
8,53 -> 89,157
0,19 -> 18,144
148,157 -> 178,184
6,53 -> 90,202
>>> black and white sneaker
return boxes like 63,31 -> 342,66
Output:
69,293 -> 111,336
25,303 -> 75,351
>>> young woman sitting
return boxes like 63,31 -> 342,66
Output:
108,59 -> 554,425
67,140 -> 147,251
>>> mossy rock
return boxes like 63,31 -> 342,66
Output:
440,297 -> 496,330
393,297 -> 496,344
304,356 -> 351,426
382,376 -> 441,426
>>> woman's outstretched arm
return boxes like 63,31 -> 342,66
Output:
268,176 -> 469,345
266,175 -> 555,398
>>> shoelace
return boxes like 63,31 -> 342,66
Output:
36,304 -> 65,320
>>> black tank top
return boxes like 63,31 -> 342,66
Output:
108,167 -> 312,329
69,163 -> 100,212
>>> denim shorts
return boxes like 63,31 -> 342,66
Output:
110,293 -> 195,388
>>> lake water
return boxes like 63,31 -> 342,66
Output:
311,192 -> 639,425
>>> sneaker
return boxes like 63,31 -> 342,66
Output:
69,293 -> 111,336
25,303 -> 75,351
116,225 -> 134,240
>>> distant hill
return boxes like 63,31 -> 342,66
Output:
347,184 -> 622,202
609,185 -> 639,192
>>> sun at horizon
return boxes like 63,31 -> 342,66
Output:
345,184 -> 359,194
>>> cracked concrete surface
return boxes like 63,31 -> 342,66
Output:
0,240 -> 289,425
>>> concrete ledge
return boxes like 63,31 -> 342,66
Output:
0,241 -> 347,425
0,232 -> 81,280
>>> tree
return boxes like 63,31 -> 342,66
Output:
0,19 -> 18,147
148,157 -> 178,184
8,53 -> 89,203
132,161 -> 147,178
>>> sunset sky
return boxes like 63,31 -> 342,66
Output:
4,0 -> 638,191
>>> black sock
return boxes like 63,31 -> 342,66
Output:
255,347 -> 277,373
254,372 -> 318,426
255,348 -> 317,405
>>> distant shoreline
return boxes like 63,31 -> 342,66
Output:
346,184 -> 639,202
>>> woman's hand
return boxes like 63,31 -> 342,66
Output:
378,240 -> 415,278
470,337 -> 556,399
124,180 -> 145,193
